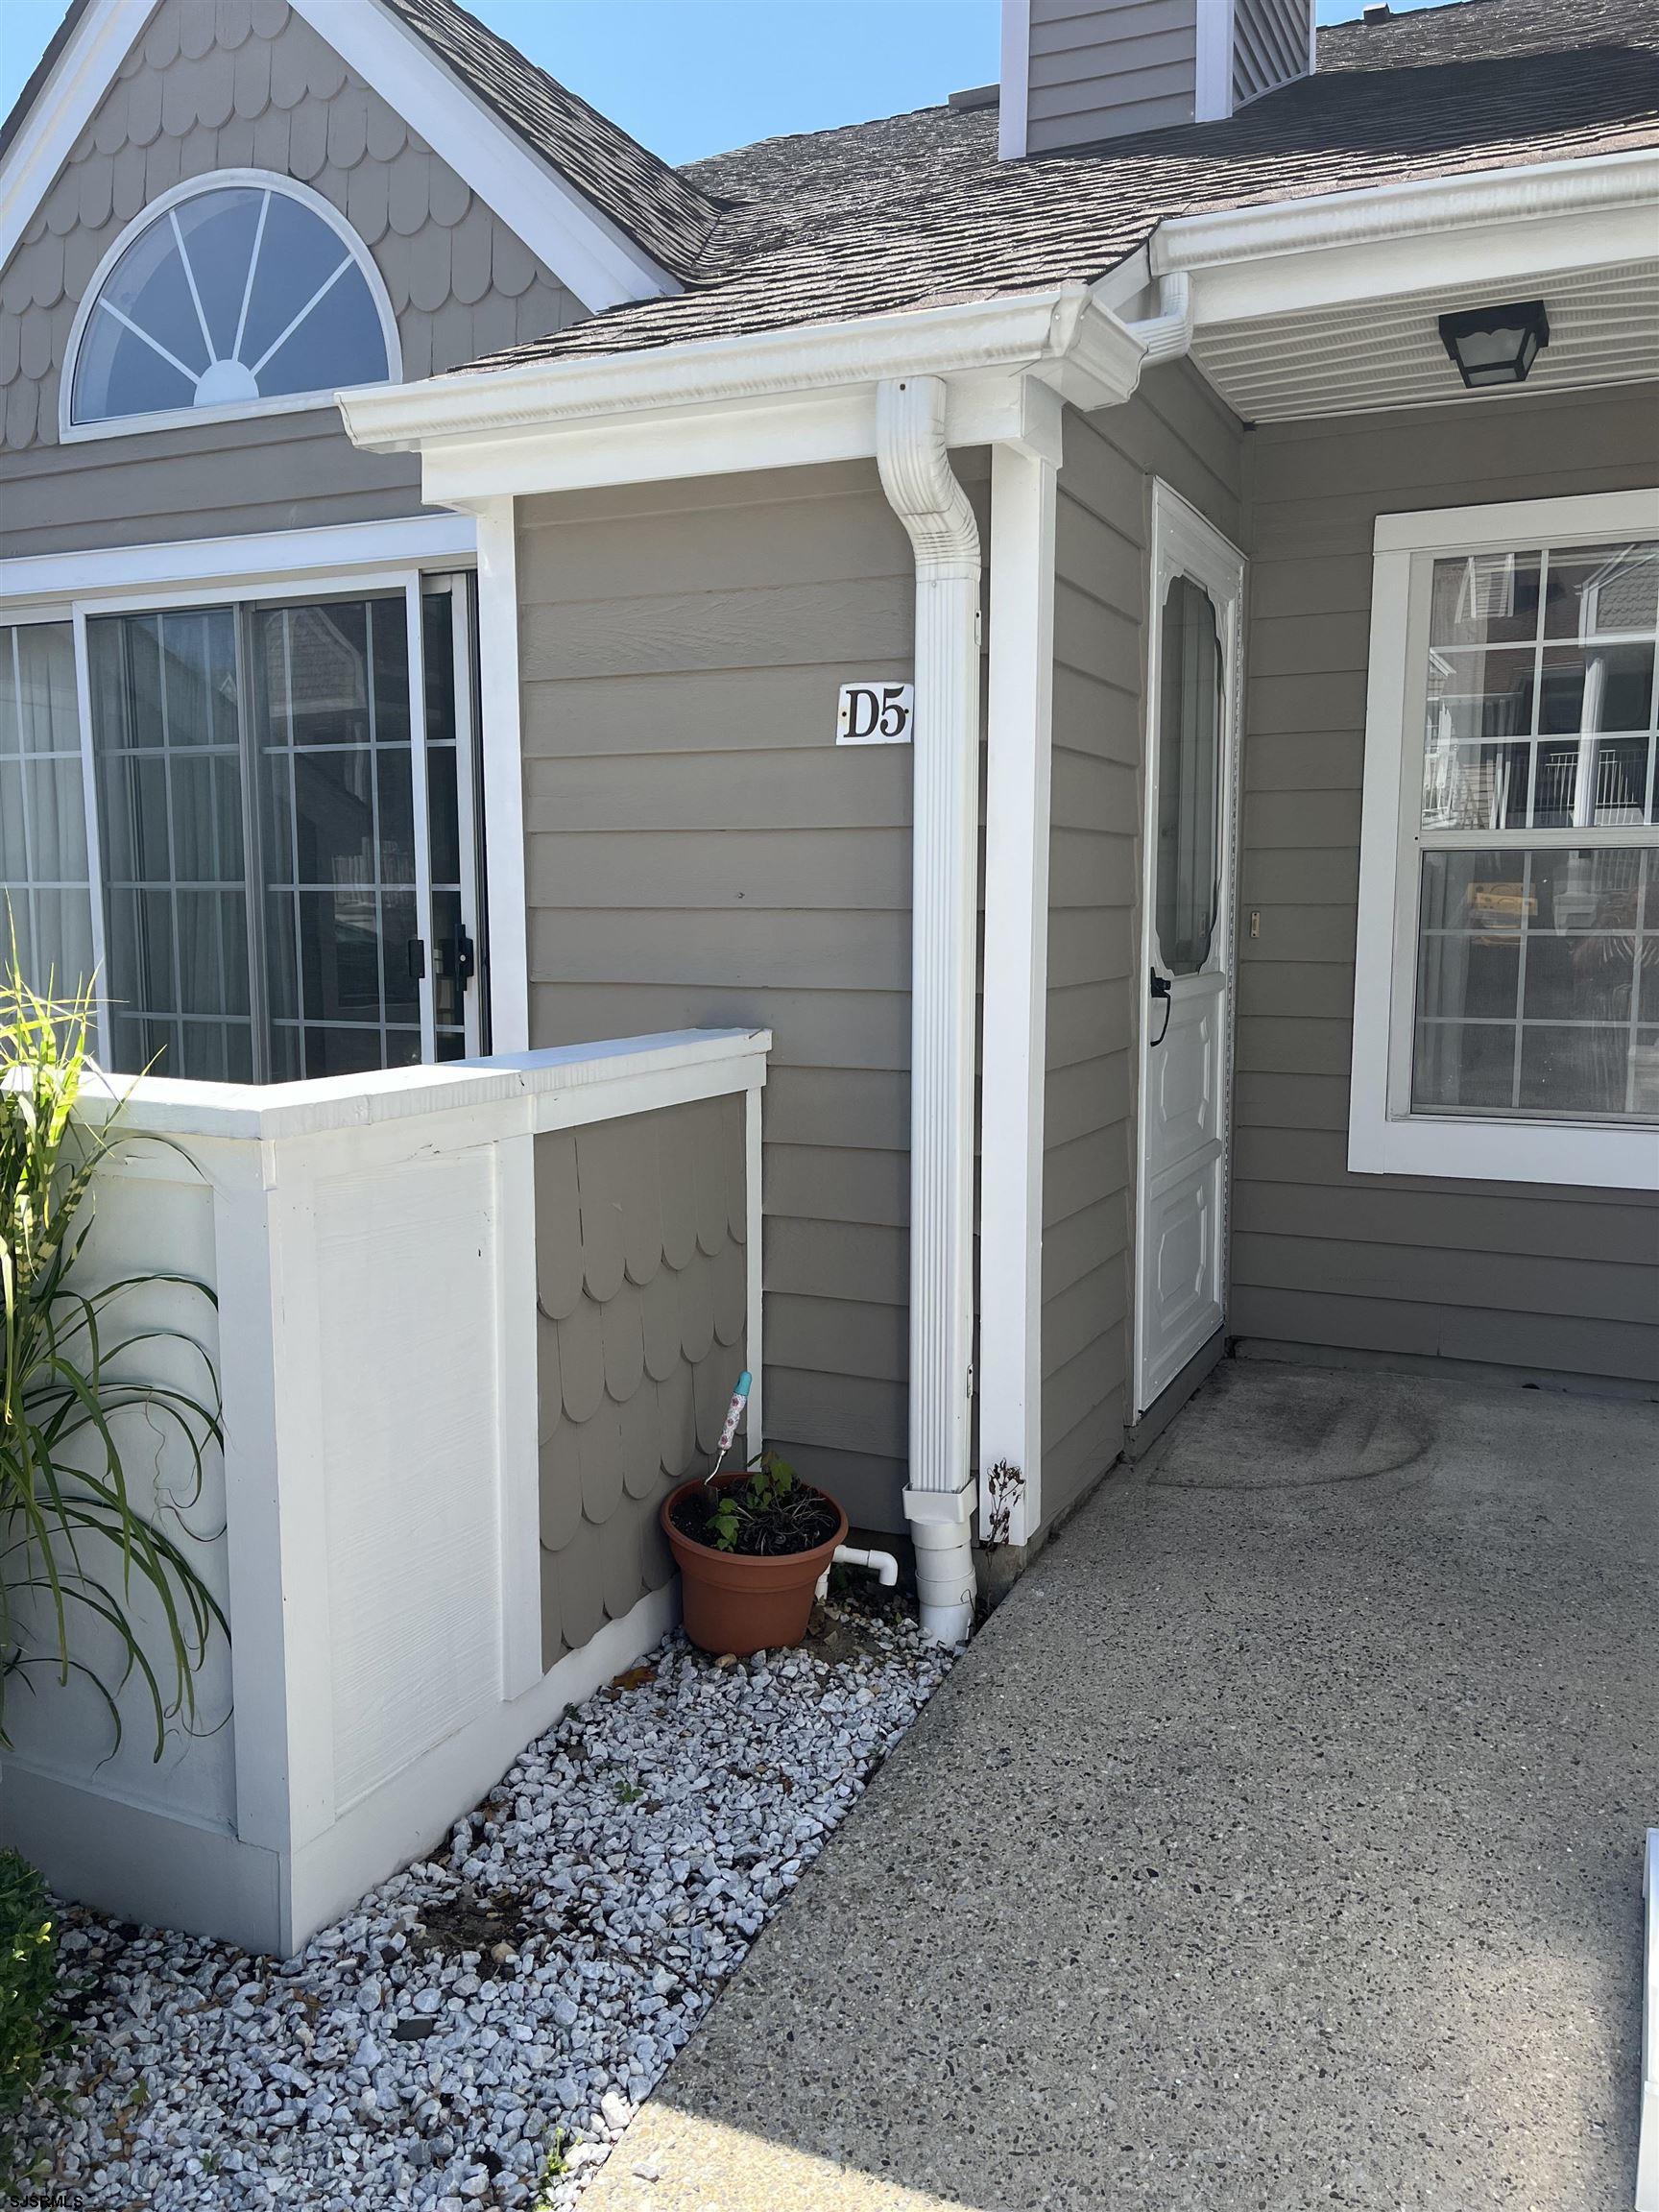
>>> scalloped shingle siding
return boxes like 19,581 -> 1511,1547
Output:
535,1098 -> 749,1668
382,0 -> 723,279
0,0 -> 584,450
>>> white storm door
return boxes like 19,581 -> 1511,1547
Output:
1133,485 -> 1245,1417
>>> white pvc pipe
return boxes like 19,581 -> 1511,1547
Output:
833,1544 -> 899,1588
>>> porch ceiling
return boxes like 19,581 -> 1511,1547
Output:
1191,256 -> 1659,421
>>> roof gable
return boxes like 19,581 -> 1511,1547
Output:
0,0 -> 588,453
379,0 -> 722,279
0,0 -> 720,314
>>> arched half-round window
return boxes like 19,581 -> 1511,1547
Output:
64,172 -> 398,439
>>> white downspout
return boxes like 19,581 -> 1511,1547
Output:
1125,270 -> 1192,365
876,375 -> 981,1646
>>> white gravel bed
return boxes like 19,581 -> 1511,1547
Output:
23,1599 -> 953,2211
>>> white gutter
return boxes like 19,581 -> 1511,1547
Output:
1153,148 -> 1659,276
338,285 -> 1149,454
339,147 -> 1659,465
876,374 -> 981,1647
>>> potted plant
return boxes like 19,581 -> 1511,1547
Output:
662,1375 -> 847,1655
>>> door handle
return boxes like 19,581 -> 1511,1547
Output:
1148,968 -> 1172,1049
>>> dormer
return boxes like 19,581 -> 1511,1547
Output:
999,0 -> 1316,157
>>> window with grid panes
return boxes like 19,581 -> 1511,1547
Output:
1411,536 -> 1657,1123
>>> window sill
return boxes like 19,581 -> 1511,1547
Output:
1348,1106 -> 1658,1192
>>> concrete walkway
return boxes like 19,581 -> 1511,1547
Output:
587,1361 -> 1658,2212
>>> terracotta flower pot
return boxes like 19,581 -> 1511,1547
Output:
662,1473 -> 849,1658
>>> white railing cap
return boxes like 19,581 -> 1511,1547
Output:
53,1028 -> 771,1143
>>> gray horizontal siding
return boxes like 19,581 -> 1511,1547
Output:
1025,0 -> 1197,151
517,460 -> 925,1533
0,408 -> 423,559
1236,379 -> 1659,1391
1041,360 -> 1245,1527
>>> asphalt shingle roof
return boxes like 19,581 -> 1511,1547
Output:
381,0 -> 725,279
4,0 -> 1653,376
450,0 -> 1659,374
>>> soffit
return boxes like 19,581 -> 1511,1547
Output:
1190,256 -> 1659,421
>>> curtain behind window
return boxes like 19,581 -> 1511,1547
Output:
0,622 -> 96,1009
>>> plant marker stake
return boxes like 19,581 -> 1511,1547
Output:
706,1370 -> 752,1485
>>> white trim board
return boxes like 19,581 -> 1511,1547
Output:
978,430 -> 1059,1547
998,0 -> 1030,161
1159,151 -> 1659,325
74,1028 -> 772,1144
0,515 -> 477,619
0,0 -> 154,286
1195,0 -> 1237,123
470,496 -> 529,1057
289,0 -> 676,313
1349,485 -> 1659,1193
1374,490 -> 1659,555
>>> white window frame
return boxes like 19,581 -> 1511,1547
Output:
60,171 -> 402,446
1351,486 -> 1659,1192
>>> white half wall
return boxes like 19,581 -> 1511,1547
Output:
0,1031 -> 770,1954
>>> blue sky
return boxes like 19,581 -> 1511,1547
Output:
1,0 -> 1468,168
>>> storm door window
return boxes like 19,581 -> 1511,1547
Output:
67,176 -> 395,434
1153,573 -> 1224,976
84,589 -> 475,1083
1411,539 -> 1658,1120
0,623 -> 95,1004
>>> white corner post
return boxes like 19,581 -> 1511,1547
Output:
469,495 -> 530,1055
744,1082 -> 765,1456
979,400 -> 1061,1551
998,0 -> 1031,160
1194,0 -> 1238,122
877,374 -> 981,1645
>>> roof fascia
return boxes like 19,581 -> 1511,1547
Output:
415,371 -> 1070,509
1155,150 -> 1659,325
339,286 -> 1144,504
341,287 -> 1137,450
0,0 -> 155,283
289,0 -> 677,312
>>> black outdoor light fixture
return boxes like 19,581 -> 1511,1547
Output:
1437,299 -> 1551,389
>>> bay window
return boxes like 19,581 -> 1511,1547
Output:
1352,489 -> 1659,1190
